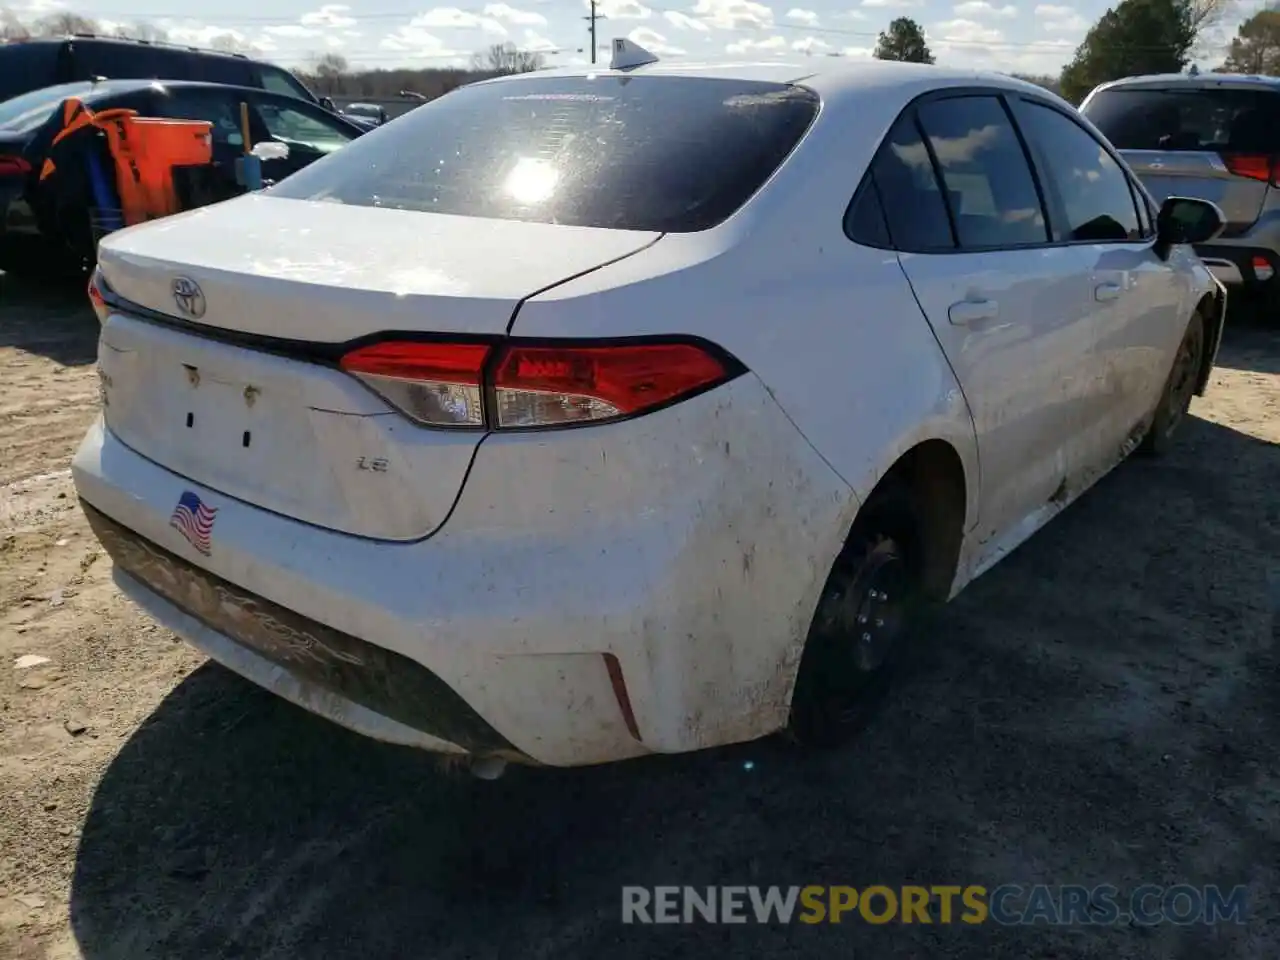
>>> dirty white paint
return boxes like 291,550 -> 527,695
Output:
74,62 -> 1222,767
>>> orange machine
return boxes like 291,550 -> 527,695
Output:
41,98 -> 213,226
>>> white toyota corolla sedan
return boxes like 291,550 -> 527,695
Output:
74,42 -> 1226,776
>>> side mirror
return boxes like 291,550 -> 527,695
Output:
319,96 -> 336,112
1154,196 -> 1225,260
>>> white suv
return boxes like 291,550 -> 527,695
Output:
75,51 -> 1225,776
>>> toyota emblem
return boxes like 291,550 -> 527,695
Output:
172,277 -> 206,319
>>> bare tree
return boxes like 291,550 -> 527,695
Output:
208,32 -> 255,55
0,10 -> 31,40
470,42 -> 546,75
33,12 -> 100,36
113,21 -> 170,42
311,52 -> 351,94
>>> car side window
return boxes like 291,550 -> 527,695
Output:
251,95 -> 355,152
870,116 -> 956,251
1014,101 -> 1142,243
259,67 -> 310,100
154,91 -> 245,149
915,96 -> 1048,250
843,174 -> 893,248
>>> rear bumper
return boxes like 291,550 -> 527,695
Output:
72,373 -> 857,767
1193,243 -> 1280,290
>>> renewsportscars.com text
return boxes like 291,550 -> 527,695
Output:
621,884 -> 1249,926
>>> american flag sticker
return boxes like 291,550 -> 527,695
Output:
169,490 -> 218,555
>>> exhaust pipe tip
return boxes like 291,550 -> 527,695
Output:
469,756 -> 508,780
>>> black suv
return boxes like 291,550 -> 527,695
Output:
0,35 -> 324,107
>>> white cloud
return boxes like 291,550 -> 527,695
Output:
663,10 -> 710,30
263,24 -> 323,38
791,35 -> 829,52
953,1 -> 1017,17
379,24 -> 467,58
933,18 -> 1004,44
841,44 -> 872,57
628,25 -> 686,53
1036,4 -> 1088,31
860,0 -> 920,7
485,3 -> 548,25
786,7 -> 819,25
836,8 -> 867,18
253,34 -> 279,51
522,28 -> 558,50
411,7 -> 508,34
300,4 -> 357,28
588,0 -> 653,19
162,23 -> 256,49
693,0 -> 774,30
324,34 -> 345,47
725,33 -> 786,52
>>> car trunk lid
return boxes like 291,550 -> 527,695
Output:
1119,148 -> 1270,233
95,196 -> 660,541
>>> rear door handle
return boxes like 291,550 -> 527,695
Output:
1095,282 -> 1123,302
948,298 -> 998,326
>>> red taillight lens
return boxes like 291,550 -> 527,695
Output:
492,342 -> 730,428
0,155 -> 31,177
87,266 -> 109,323
340,341 -> 490,427
338,338 -> 737,430
1222,153 -> 1278,185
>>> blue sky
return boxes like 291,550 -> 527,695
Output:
5,0 -> 1269,74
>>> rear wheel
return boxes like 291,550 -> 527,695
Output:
1139,311 -> 1205,457
788,492 -> 923,748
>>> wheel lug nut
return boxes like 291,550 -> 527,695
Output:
875,618 -> 884,627
862,632 -> 871,642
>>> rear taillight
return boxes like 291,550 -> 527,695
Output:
339,338 -> 739,430
1253,255 -> 1275,282
0,155 -> 31,177
1221,153 -> 1280,185
339,341 -> 489,428
87,266 -> 109,324
492,343 -> 731,428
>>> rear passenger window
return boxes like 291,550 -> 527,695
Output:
1014,101 -> 1141,243
843,175 -> 892,248
871,116 -> 955,251
916,96 -> 1048,249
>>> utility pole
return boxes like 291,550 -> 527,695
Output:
584,0 -> 605,63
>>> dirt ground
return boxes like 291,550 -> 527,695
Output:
1,271 -> 1277,960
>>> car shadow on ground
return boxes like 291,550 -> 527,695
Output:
0,273 -> 98,367
1220,314 -> 1280,375
67,412 -> 1279,960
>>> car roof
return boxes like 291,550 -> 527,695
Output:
0,33 -> 262,64
1091,72 -> 1280,94
478,57 -> 1065,105
55,78 -> 298,100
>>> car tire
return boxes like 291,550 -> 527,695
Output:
1139,310 -> 1206,458
788,489 -> 923,749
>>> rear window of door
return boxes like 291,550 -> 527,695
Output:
866,116 -> 956,251
1014,100 -> 1142,243
0,43 -> 61,101
1083,87 -> 1280,154
267,75 -> 820,233
915,95 -> 1048,249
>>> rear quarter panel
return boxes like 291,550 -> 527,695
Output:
515,80 -> 981,536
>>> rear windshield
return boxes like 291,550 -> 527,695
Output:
0,82 -> 98,134
1084,87 -> 1280,153
267,75 -> 820,232
0,42 -> 60,102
